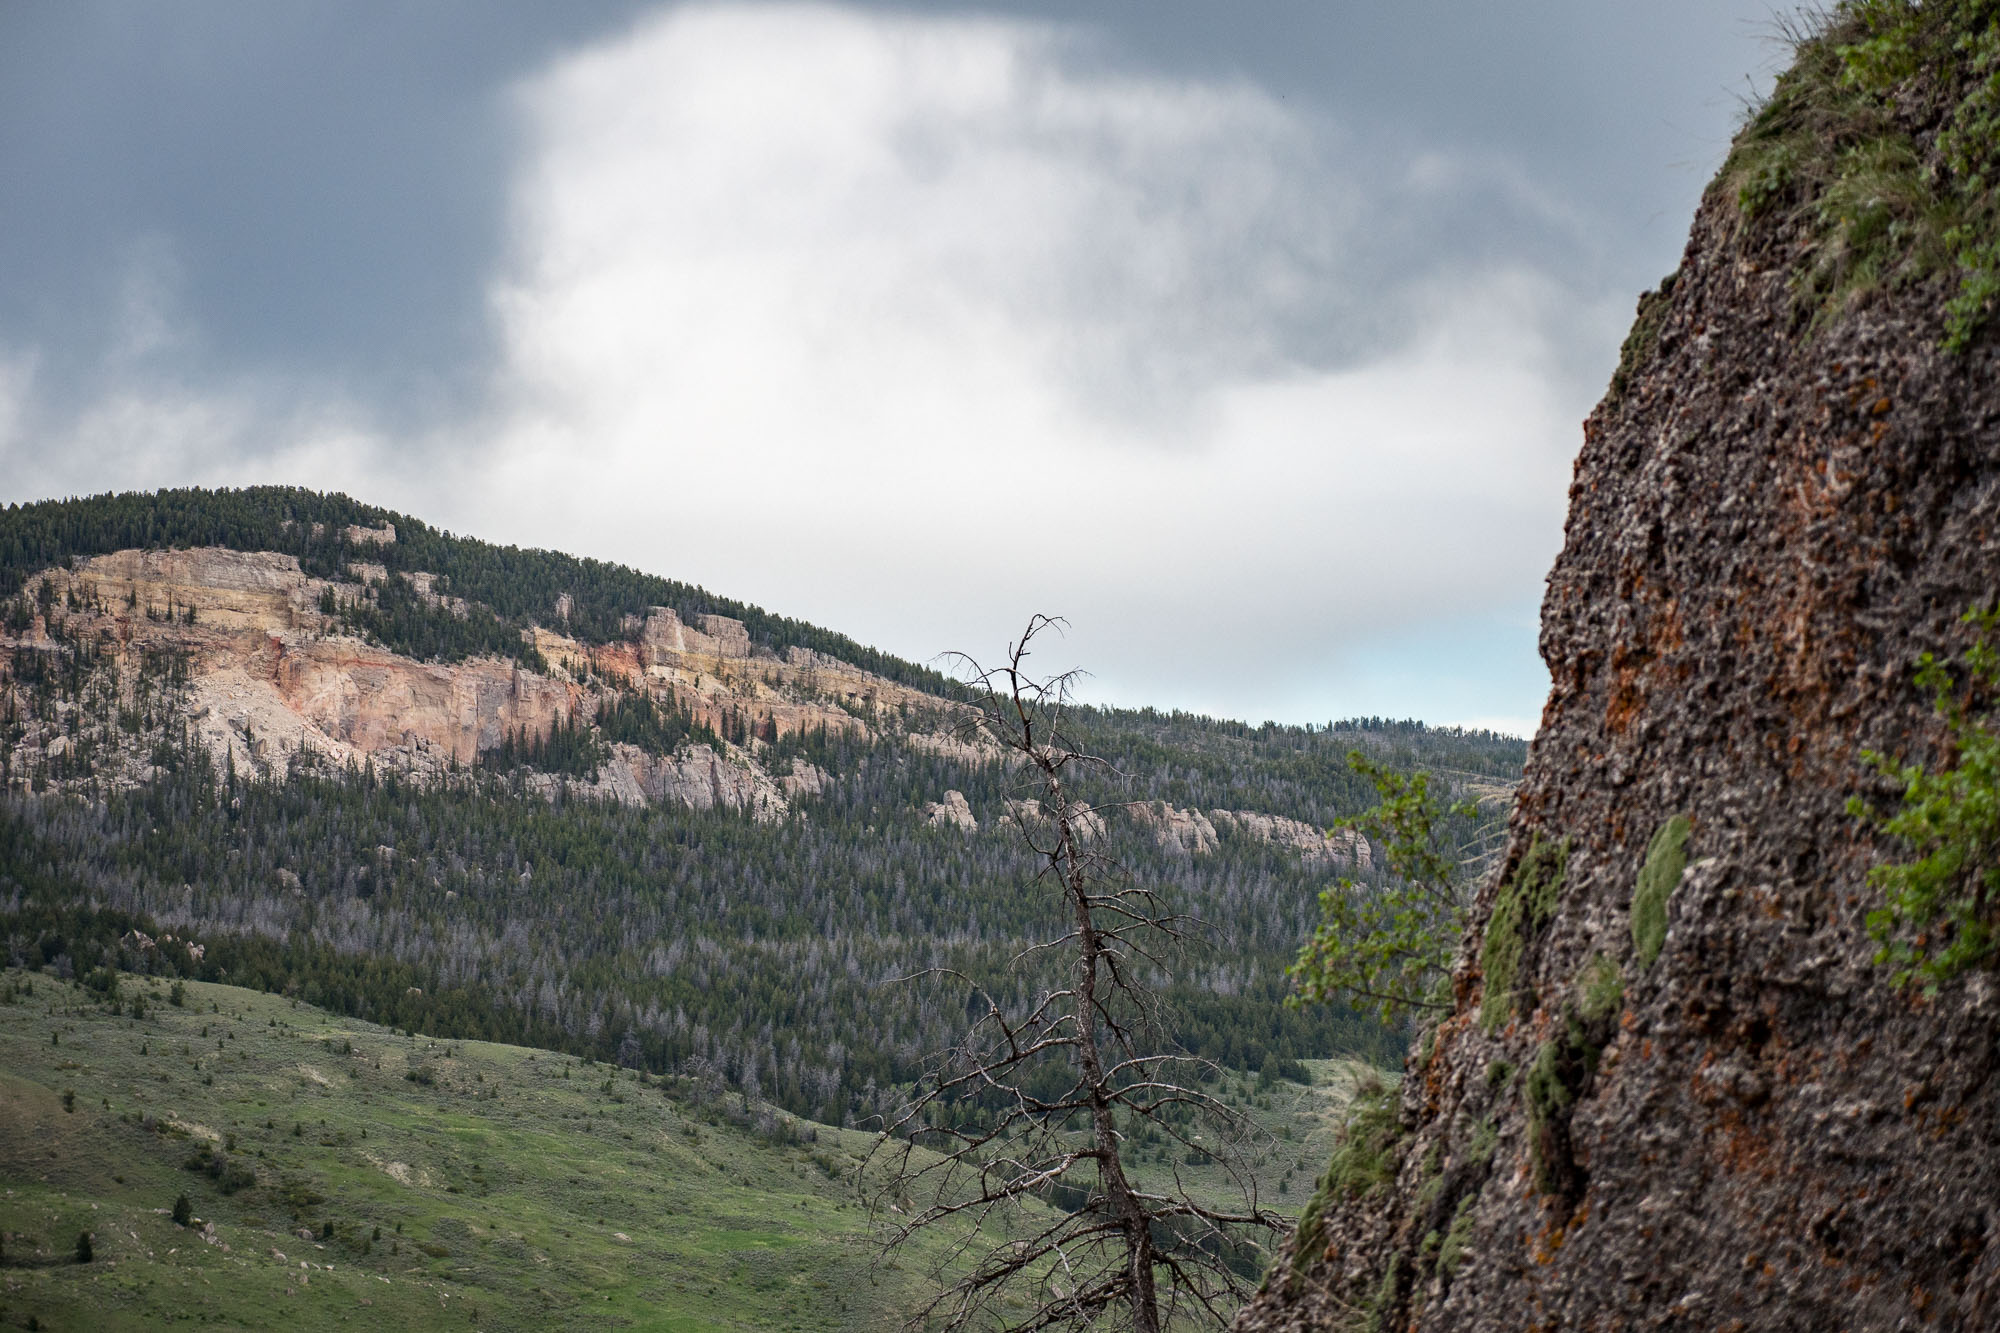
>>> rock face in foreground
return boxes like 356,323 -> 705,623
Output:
1240,19 -> 2000,1333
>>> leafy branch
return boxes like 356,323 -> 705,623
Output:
1850,603 -> 2000,990
1287,753 -> 1484,1027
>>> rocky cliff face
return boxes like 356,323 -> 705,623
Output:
1,543 -> 1408,849
0,545 -> 906,814
1239,11 -> 2000,1331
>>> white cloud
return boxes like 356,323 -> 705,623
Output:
475,2 -> 1583,719
3,1 -> 1598,727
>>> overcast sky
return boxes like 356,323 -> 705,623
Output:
0,1 -> 1791,736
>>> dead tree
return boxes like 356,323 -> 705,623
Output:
868,615 -> 1284,1331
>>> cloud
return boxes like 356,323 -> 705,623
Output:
3,1 -> 1607,726
477,2 -> 1591,718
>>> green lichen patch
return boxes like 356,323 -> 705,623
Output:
1466,1116 -> 1499,1167
1523,1015 -> 1601,1197
1609,271 -> 1679,399
1436,1193 -> 1480,1280
1632,815 -> 1692,969
1412,1141 -> 1446,1216
1360,1252 -> 1405,1333
1577,952 -> 1625,1021
1524,1038 -> 1575,1130
1477,833 -> 1572,1032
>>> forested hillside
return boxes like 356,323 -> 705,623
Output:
0,487 -> 1525,1132
0,487 -> 961,689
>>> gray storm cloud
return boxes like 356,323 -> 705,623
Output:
474,4 -> 1601,727
0,1 -> 1779,732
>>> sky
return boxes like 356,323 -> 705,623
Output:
0,1 -> 1793,737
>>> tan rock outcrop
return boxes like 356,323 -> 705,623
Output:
999,798 -> 1104,842
1208,809 -> 1372,870
905,728 -> 1003,767
923,789 -> 978,833
8,545 -> 939,826
779,761 -> 830,800
1119,799 -> 1371,868
268,634 -> 578,766
1128,800 -> 1219,855
67,548 -> 326,633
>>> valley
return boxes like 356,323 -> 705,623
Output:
0,970 -> 1370,1331
0,487 -> 1520,1327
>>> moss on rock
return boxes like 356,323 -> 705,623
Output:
1632,815 -> 1691,969
1577,952 -> 1625,1021
1478,833 -> 1571,1032
1290,1078 -> 1403,1278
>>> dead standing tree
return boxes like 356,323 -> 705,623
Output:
869,616 -> 1284,1331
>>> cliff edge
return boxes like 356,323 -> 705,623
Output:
1241,5 -> 2000,1328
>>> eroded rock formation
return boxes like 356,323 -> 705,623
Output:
924,789 -> 979,833
1238,14 -> 2000,1329
0,547 -> 908,814
2,544 -> 1414,859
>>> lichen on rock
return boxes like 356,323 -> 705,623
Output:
1475,832 -> 1568,1033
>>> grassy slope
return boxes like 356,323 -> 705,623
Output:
0,972 -> 1369,1332
0,971 -> 974,1332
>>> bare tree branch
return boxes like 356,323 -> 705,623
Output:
868,617 -> 1284,1330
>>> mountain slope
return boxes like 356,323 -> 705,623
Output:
0,487 -> 1524,1138
0,968 -> 1035,1331
1239,4 -> 2000,1328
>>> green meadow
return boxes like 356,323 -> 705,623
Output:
0,969 -> 1370,1330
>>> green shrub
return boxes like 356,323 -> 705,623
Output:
1289,752 -> 1480,1025
1851,604 -> 2000,987
1632,816 -> 1691,969
182,1141 -> 256,1195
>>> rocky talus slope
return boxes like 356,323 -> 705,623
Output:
1239,11 -> 2000,1332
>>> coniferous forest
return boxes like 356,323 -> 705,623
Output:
0,487 -> 1527,1133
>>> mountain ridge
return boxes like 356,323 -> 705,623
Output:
0,487 -> 1524,1143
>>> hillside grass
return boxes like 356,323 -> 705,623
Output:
0,970 -> 1363,1331
0,970 -> 993,1331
